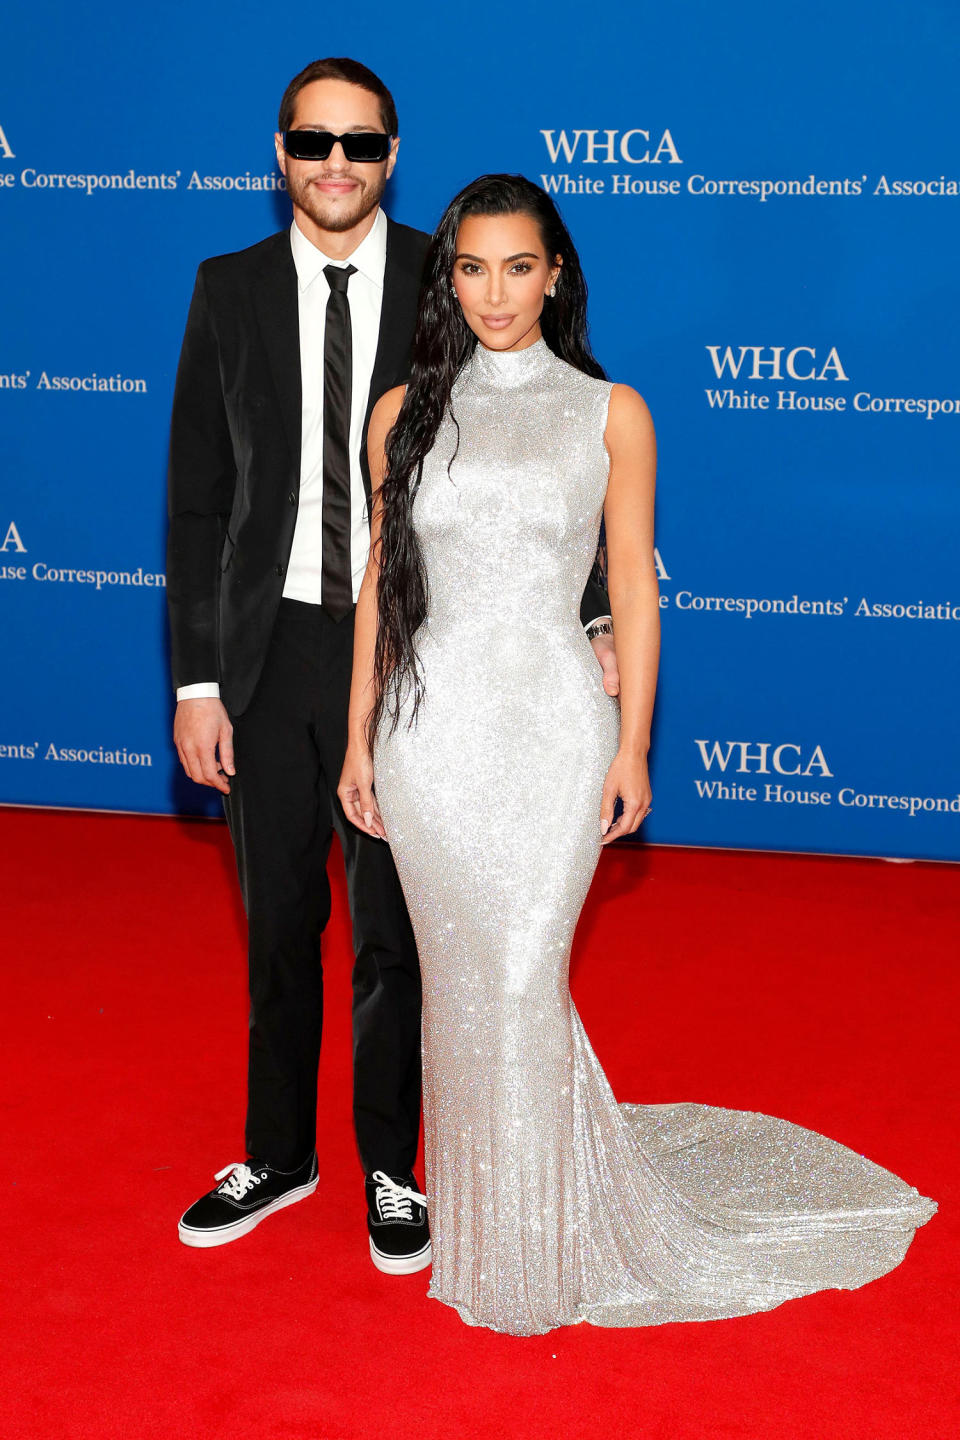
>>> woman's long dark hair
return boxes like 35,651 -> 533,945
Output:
371,173 -> 606,739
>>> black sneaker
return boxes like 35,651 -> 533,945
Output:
178,1152 -> 319,1248
365,1170 -> 431,1275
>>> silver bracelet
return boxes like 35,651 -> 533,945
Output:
585,620 -> 613,640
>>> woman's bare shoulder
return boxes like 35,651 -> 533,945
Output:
370,384 -> 407,437
607,382 -> 652,425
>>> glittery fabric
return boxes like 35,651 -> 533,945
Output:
374,338 -> 936,1337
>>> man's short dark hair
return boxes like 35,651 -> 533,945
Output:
278,57 -> 398,135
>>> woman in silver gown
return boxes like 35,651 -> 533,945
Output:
339,175 -> 935,1337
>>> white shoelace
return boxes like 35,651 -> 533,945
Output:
214,1162 -> 263,1201
371,1170 -> 428,1221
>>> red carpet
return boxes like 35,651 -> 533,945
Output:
2,809 -> 956,1439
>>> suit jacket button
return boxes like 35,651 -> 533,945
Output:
287,491 -> 296,505
275,564 -> 285,576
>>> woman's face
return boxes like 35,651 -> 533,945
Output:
451,212 -> 561,352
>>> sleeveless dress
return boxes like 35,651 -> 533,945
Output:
373,337 -> 935,1337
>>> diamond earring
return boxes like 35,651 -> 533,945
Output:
548,283 -> 557,298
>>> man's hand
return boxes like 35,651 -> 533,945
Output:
174,698 -> 235,794
590,631 -> 620,697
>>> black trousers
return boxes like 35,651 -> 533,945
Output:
222,598 -> 422,1175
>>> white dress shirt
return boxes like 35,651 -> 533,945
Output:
284,207 -> 386,605
176,209 -> 387,701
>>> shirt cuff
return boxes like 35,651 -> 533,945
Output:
176,682 -> 221,701
584,614 -> 613,633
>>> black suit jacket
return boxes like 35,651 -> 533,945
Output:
167,216 -> 608,716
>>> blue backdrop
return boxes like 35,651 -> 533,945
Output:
2,0 -> 958,861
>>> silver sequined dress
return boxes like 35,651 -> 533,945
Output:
374,337 -> 936,1337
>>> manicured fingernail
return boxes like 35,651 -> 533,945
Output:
364,811 -> 373,826
600,820 -> 609,835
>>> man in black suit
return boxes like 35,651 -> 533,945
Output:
167,57 -> 616,1271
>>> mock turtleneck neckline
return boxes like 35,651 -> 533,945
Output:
467,336 -> 555,387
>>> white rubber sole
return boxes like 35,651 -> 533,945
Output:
178,1175 -> 319,1248
369,1236 -> 432,1275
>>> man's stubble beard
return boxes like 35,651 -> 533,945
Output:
287,167 -> 389,234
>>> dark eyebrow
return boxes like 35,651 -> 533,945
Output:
290,123 -> 384,133
454,251 -> 541,263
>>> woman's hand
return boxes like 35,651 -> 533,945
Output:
338,743 -> 387,840
600,748 -> 652,846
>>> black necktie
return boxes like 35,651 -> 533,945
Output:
321,263 -> 358,620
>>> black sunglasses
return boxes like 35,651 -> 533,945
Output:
282,130 -> 393,163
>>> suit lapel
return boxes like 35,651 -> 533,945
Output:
368,220 -> 418,418
361,217 -> 425,506
253,234 -> 302,470
249,221 -> 425,501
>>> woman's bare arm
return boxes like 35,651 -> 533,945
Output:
338,384 -> 406,839
599,384 -> 659,843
